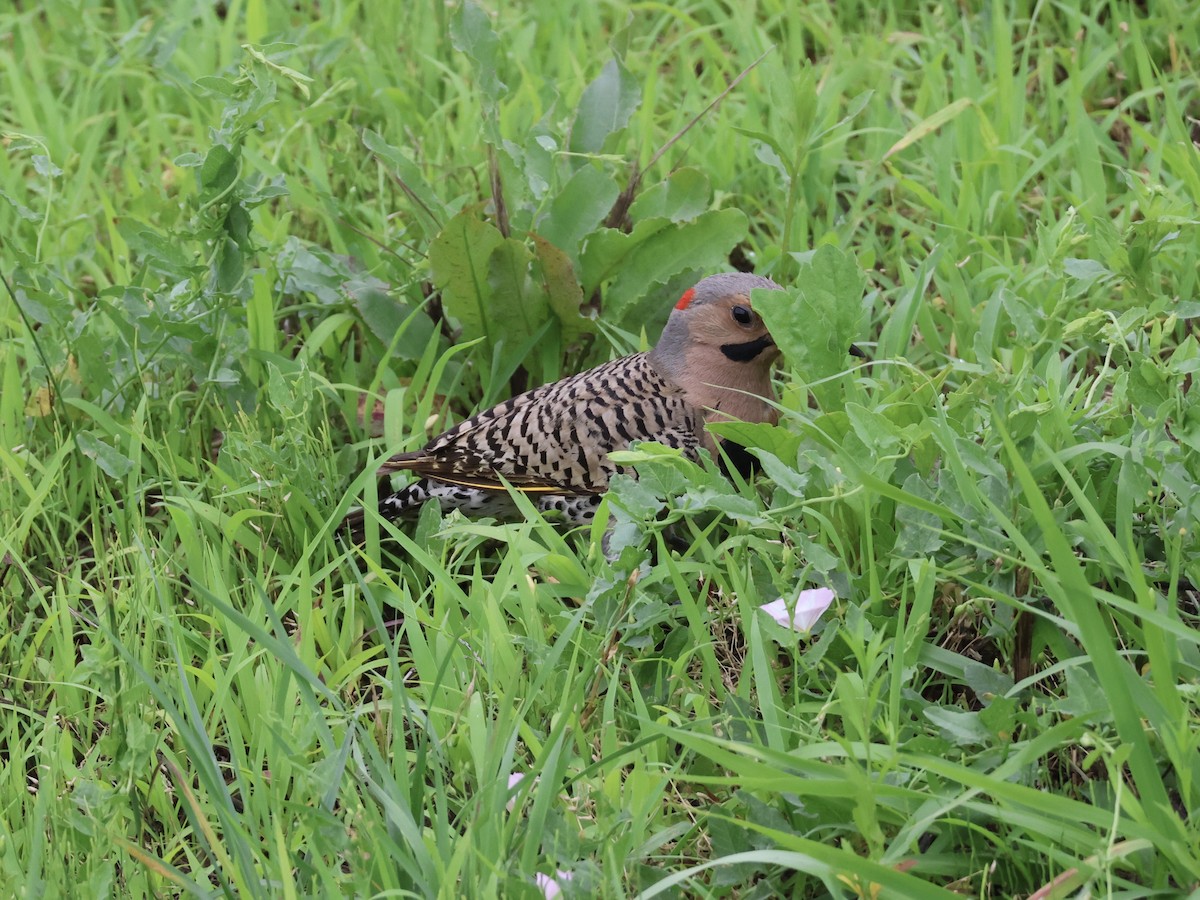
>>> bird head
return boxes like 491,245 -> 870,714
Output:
649,272 -> 784,427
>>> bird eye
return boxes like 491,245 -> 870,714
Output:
731,305 -> 753,326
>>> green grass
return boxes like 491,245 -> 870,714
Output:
3,0 -> 1199,896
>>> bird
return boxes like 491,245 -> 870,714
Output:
345,272 -> 788,538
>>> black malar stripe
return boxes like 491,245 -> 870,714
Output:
719,335 -> 773,362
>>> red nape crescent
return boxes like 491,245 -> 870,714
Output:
674,288 -> 696,310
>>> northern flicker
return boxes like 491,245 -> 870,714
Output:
345,272 -> 786,537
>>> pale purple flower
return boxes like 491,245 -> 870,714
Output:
535,870 -> 573,898
760,587 -> 836,633
506,772 -> 526,812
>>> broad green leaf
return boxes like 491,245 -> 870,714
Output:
117,219 -> 194,275
580,218 -> 670,291
486,237 -> 546,345
627,167 -> 711,224
32,154 -> 63,178
924,707 -> 990,747
199,143 -> 238,196
531,235 -> 593,343
1062,257 -> 1112,285
583,209 -> 749,326
77,431 -> 134,479
449,1 -> 502,94
977,695 -> 1020,737
750,137 -> 792,187
681,486 -> 761,521
894,473 -> 944,556
350,278 -> 436,361
1174,300 -> 1200,320
429,207 -> 505,345
214,236 -> 244,293
275,237 -> 352,305
224,203 -> 251,248
754,245 -> 865,407
193,75 -> 237,96
0,188 -> 40,222
918,644 -> 1012,697
569,57 -> 640,156
750,449 -> 809,499
608,443 -> 701,497
450,1 -> 505,137
536,165 -> 620,261
609,443 -> 763,522
708,421 -> 801,462
608,471 -> 667,519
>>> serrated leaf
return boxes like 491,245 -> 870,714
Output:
0,189 -> 40,222
32,154 -> 63,178
450,1 -> 505,133
536,165 -> 620,261
609,451 -> 698,500
429,207 -> 505,344
275,237 -> 350,305
569,57 -> 641,156
608,472 -> 667,519
754,245 -> 865,407
117,219 -> 194,275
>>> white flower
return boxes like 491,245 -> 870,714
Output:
760,587 -> 835,633
535,870 -> 573,898
506,772 -> 526,812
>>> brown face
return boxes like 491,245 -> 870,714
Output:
685,293 -> 780,366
